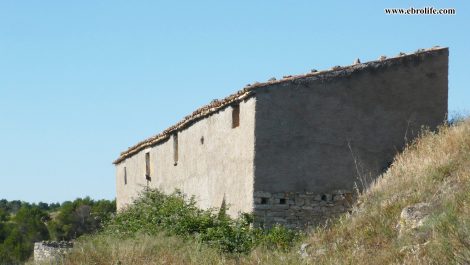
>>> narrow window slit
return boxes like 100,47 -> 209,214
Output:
173,133 -> 178,166
232,104 -> 240,128
145,153 -> 151,181
124,167 -> 127,185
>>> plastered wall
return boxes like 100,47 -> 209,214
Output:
116,98 -> 256,217
253,48 -> 448,195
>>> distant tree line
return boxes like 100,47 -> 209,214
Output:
0,197 -> 115,264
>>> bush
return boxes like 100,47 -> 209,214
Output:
261,224 -> 301,251
104,189 -> 302,254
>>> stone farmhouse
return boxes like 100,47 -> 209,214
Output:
114,47 -> 448,228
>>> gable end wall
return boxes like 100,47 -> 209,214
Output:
252,48 -> 448,227
254,48 -> 448,193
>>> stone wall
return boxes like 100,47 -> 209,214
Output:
253,190 -> 355,228
34,241 -> 73,263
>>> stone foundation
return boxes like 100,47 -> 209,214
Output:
253,190 -> 355,228
34,241 -> 73,263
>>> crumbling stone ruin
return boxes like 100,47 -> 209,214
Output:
34,241 -> 73,262
114,47 -> 448,228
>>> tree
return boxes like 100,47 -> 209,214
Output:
0,197 -> 116,262
14,206 -> 50,242
0,208 -> 9,242
0,205 -> 50,264
48,198 -> 116,240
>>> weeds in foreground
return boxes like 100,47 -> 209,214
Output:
50,233 -> 306,265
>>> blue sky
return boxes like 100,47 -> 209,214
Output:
0,1 -> 468,203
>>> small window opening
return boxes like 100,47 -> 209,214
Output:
260,197 -> 269,204
232,104 -> 240,128
321,194 -> 327,201
200,136 -> 204,145
145,153 -> 151,181
173,134 -> 178,166
124,167 -> 127,185
279,198 -> 286,204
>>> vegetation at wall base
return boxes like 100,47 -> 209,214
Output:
55,118 -> 470,264
102,189 -> 302,254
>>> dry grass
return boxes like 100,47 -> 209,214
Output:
305,119 -> 470,264
52,119 -> 470,265
33,233 -> 304,265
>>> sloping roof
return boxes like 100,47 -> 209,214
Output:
113,46 -> 447,164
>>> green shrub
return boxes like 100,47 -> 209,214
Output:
104,189 -> 302,254
261,224 -> 301,251
200,212 -> 258,253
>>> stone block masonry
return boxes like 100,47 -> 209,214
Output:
34,241 -> 73,263
254,190 -> 356,228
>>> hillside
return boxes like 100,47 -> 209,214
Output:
56,119 -> 470,265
